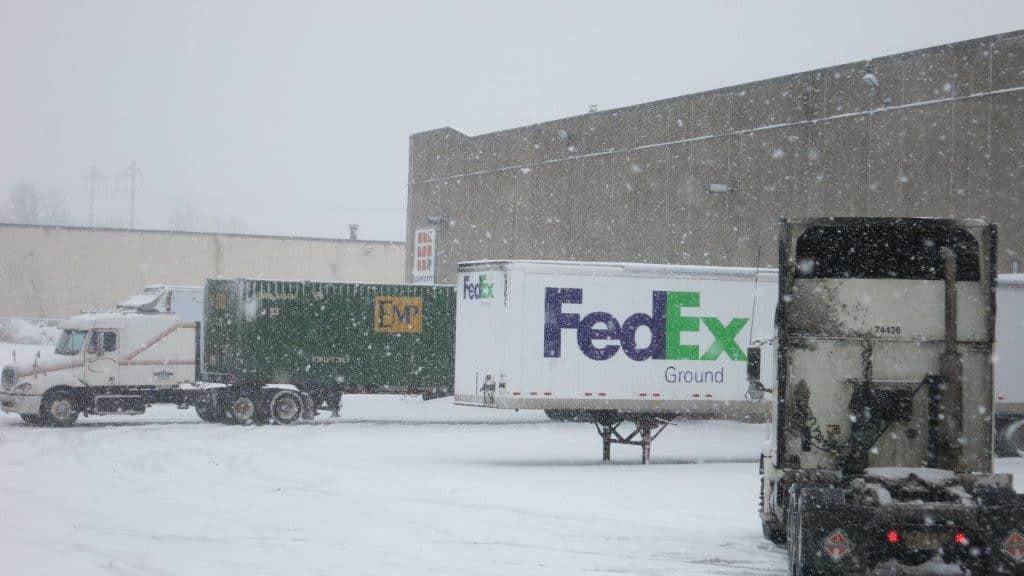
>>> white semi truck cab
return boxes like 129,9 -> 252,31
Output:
0,286 -> 203,426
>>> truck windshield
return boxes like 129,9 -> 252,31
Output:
54,330 -> 88,355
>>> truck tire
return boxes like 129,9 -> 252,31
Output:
195,397 -> 224,423
763,516 -> 786,545
268,390 -> 302,425
760,470 -> 786,545
545,410 -> 570,421
20,414 -> 43,426
998,419 -> 1024,457
226,392 -> 257,425
41,390 -> 79,427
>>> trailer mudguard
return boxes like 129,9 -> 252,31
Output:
974,490 -> 1024,574
789,485 -> 874,575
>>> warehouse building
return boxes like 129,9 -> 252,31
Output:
407,30 -> 1024,284
0,224 -> 405,318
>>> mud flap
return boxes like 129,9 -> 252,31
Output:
790,486 -> 873,575
300,392 -> 317,420
976,492 -> 1024,575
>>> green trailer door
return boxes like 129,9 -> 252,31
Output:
203,279 -> 241,378
239,279 -> 307,386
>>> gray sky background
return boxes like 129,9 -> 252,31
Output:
2,0 -> 1024,241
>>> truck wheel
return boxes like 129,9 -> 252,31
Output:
41,391 -> 79,427
20,414 -> 42,426
227,393 -> 257,425
760,470 -> 786,545
269,390 -> 303,425
545,410 -> 568,421
195,397 -> 224,423
1001,419 -> 1024,457
763,517 -> 786,545
789,494 -> 814,576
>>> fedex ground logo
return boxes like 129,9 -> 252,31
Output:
544,288 -> 748,362
463,274 -> 495,300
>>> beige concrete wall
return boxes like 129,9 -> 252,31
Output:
409,30 -> 1024,283
0,224 -> 405,318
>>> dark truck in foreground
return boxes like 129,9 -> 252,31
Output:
748,217 -> 1024,575
200,279 -> 455,424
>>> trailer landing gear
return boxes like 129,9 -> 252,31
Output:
595,414 -> 671,464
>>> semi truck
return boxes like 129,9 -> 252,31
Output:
454,260 -> 777,462
747,217 -> 1024,575
0,280 -> 455,426
0,285 -> 203,426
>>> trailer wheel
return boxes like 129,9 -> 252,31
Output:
41,390 -> 79,427
760,470 -> 786,545
1001,419 -> 1024,457
789,492 -> 817,576
227,393 -> 257,425
763,517 -> 786,545
268,390 -> 303,425
20,414 -> 43,426
195,396 -> 224,423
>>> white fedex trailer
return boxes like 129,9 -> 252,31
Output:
454,260 -> 776,462
455,261 -> 1024,461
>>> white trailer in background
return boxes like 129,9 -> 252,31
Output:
454,260 -> 776,462
995,273 -> 1024,454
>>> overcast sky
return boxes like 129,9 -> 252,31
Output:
2,0 -> 1023,241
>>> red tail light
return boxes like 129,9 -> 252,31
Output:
886,530 -> 900,544
954,532 -> 969,546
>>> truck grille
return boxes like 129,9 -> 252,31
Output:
1,367 -> 15,390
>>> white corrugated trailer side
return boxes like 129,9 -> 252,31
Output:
996,274 -> 1024,430
454,260 -> 777,420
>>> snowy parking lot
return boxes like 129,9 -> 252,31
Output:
2,396 -> 1023,576
0,396 -> 780,576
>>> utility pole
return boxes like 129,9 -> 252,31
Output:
86,164 -> 101,226
128,161 -> 137,229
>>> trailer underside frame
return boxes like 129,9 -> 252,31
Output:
594,415 -> 672,464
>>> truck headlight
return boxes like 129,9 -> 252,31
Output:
14,382 -> 32,393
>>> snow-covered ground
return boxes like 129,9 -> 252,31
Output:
0,396 -> 781,576
3,396 -> 1024,576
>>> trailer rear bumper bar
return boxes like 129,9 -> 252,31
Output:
454,394 -> 767,421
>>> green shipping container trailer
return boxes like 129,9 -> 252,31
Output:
199,278 -> 455,424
